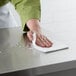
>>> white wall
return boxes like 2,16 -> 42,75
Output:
41,0 -> 76,23
41,0 -> 76,47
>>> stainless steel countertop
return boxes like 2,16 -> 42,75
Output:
0,31 -> 76,75
1,0 -> 76,75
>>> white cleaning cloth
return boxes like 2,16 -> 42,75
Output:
32,33 -> 68,53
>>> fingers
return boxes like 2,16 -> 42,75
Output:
36,34 -> 53,47
42,35 -> 53,47
36,37 -> 46,47
27,31 -> 53,47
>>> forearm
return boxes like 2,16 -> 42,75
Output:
26,19 -> 41,33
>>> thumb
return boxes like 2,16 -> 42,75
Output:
27,31 -> 33,41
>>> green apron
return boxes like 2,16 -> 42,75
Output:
0,0 -> 41,31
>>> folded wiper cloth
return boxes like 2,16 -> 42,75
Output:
32,33 -> 69,53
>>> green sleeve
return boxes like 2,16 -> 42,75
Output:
11,0 -> 41,31
0,0 -> 41,31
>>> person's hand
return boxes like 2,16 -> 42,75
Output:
26,19 -> 53,47
27,31 -> 53,47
